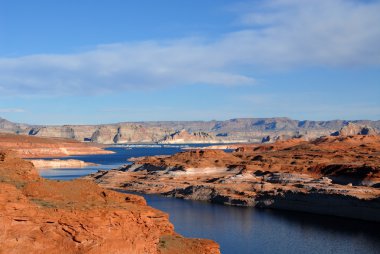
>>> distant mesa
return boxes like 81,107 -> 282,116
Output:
159,130 -> 218,144
0,133 -> 112,158
1,116 -> 380,144
261,133 -> 304,143
331,123 -> 378,137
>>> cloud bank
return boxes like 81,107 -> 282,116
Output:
0,0 -> 379,96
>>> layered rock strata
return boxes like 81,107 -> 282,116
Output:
331,122 -> 378,136
89,135 -> 380,222
0,150 -> 220,254
2,116 -> 380,144
0,133 -> 113,158
159,130 -> 219,144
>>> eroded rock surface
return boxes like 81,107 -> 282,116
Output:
89,135 -> 380,221
0,133 -> 113,158
331,122 -> 378,136
0,151 -> 220,254
159,130 -> 219,144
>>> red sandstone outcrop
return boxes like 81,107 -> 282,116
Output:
89,135 -> 380,221
0,150 -> 220,254
0,133 -> 113,158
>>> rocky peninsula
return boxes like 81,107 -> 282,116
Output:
89,134 -> 380,222
0,133 -> 113,158
0,150 -> 220,253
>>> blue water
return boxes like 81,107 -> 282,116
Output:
40,146 -> 380,254
39,146 -> 183,179
126,192 -> 380,254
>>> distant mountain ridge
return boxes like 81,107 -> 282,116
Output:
1,117 -> 379,144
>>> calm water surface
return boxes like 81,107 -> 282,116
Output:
39,146 -> 183,179
40,146 -> 380,254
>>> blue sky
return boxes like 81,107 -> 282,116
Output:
0,0 -> 379,124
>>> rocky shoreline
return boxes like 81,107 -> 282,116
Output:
29,159 -> 98,169
0,133 -> 113,158
0,150 -> 220,253
88,135 -> 380,222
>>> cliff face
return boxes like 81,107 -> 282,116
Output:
160,130 -> 219,144
0,151 -> 220,254
0,117 -> 31,135
91,125 -> 171,144
331,122 -> 378,136
1,117 -> 380,144
0,133 -> 113,158
89,135 -> 380,221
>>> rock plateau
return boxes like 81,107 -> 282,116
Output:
0,133 -> 113,158
159,130 -> 219,144
2,116 -> 380,144
89,134 -> 380,222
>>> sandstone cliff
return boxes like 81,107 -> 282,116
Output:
2,117 -> 380,144
0,150 -> 220,254
159,130 -> 219,144
89,135 -> 380,221
331,122 -> 378,136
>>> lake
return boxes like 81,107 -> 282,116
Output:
39,146 -> 380,254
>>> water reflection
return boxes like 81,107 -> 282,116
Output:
39,147 -> 380,254
127,192 -> 380,254
39,146 -> 183,180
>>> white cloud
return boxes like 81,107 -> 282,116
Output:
0,0 -> 379,96
0,39 -> 256,96
232,0 -> 380,67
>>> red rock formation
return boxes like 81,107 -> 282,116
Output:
0,150 -> 220,253
0,133 -> 113,158
89,135 -> 380,221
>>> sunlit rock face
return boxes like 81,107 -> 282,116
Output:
159,130 -> 219,144
2,117 -> 380,144
89,135 -> 380,222
331,123 -> 378,136
0,133 -> 113,158
0,150 -> 220,254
